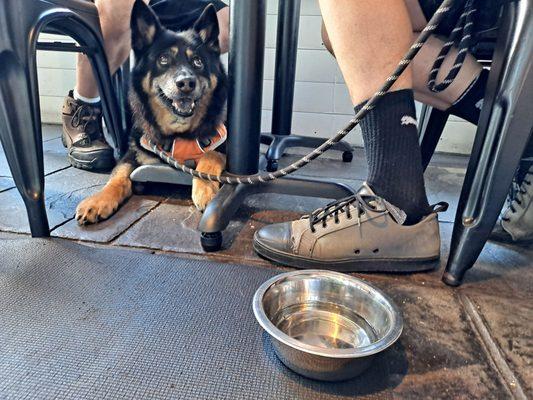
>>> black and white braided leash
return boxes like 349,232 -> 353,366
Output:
146,0 -> 468,185
427,0 -> 476,92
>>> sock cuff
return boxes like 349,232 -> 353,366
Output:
355,89 -> 417,133
354,89 -> 415,114
73,88 -> 101,104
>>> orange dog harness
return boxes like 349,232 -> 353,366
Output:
140,124 -> 227,167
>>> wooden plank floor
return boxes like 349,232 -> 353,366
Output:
0,124 -> 531,399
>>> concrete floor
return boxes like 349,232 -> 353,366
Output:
0,125 -> 531,399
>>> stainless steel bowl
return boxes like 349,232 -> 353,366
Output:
253,270 -> 403,381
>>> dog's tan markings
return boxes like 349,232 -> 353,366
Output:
141,71 -> 153,94
186,48 -> 194,58
209,74 -> 218,88
198,28 -> 209,43
149,97 -> 190,133
192,151 -> 225,211
135,148 -> 159,165
138,19 -> 156,46
171,46 -> 179,56
75,163 -> 134,225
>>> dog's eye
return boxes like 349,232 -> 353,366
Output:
158,54 -> 170,66
191,56 -> 203,69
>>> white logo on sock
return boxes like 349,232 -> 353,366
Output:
401,116 -> 418,127
475,99 -> 484,110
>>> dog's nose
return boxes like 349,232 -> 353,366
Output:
176,76 -> 197,93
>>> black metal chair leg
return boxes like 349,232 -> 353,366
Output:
443,0 -> 533,286
0,51 -> 49,236
418,105 -> 450,171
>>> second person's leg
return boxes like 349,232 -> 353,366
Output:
62,0 -> 148,171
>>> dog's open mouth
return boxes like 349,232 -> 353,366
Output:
158,89 -> 196,118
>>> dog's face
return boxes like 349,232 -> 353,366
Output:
130,0 -> 224,135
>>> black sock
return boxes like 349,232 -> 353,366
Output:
448,68 -> 489,124
355,89 -> 430,224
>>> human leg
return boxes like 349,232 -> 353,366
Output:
62,0 -> 145,171
253,0 -> 443,271
320,0 -> 430,223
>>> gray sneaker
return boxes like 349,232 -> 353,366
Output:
491,165 -> 533,243
253,183 -> 447,272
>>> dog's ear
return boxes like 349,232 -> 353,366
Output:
131,0 -> 163,54
193,4 -> 220,50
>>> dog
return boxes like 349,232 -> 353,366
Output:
75,0 -> 227,225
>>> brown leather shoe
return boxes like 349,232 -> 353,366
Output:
62,91 -> 115,171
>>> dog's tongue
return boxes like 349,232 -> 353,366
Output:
173,98 -> 195,114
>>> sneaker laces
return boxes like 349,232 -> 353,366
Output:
71,104 -> 102,138
305,194 -> 405,233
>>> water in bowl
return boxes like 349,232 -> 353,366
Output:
273,301 -> 378,350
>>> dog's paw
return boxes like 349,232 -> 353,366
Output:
75,193 -> 120,225
192,179 -> 219,211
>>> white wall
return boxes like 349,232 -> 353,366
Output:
36,0 -> 475,154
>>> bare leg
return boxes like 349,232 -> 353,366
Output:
75,0 -> 147,99
319,0 -> 414,104
75,0 -> 230,99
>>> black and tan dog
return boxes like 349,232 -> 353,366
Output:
76,0 -> 227,225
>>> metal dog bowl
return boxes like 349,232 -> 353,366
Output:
253,270 -> 403,381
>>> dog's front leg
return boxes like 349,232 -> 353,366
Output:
192,151 -> 226,211
76,163 -> 135,225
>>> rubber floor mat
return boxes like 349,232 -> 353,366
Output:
0,235 -> 401,399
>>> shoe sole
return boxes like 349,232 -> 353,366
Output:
67,153 -> 115,171
62,131 -> 115,171
253,239 -> 440,273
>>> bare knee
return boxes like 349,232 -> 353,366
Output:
94,0 -> 145,42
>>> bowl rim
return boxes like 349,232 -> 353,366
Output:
252,269 -> 403,359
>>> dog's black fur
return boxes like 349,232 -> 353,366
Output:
75,0 -> 228,224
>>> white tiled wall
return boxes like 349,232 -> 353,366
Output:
37,0 -> 475,154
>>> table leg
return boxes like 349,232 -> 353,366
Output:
226,0 -> 266,175
199,0 -> 356,252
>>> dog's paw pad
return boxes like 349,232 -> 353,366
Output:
192,180 -> 219,211
75,194 -> 119,225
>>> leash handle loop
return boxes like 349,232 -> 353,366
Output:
427,0 -> 477,93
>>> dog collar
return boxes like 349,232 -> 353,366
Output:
140,124 -> 227,167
